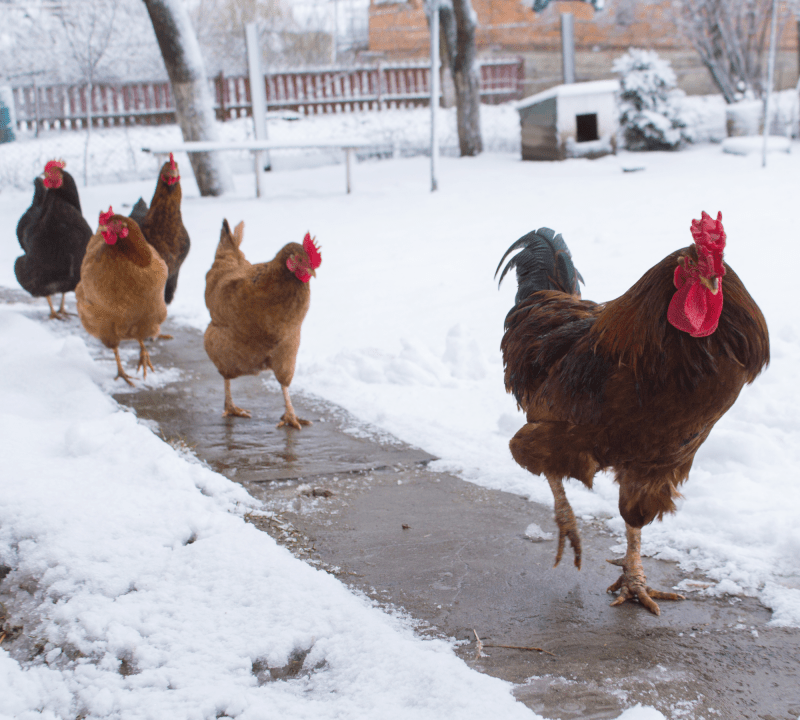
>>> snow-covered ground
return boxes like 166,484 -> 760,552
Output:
1,103 -> 799,718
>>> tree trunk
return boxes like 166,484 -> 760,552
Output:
142,0 -> 234,196
438,3 -> 457,109
451,0 -> 482,156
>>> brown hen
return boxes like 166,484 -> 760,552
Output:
75,209 -> 168,385
204,219 -> 321,429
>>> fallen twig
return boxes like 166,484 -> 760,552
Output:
483,643 -> 556,657
472,628 -> 484,660
0,632 -> 7,645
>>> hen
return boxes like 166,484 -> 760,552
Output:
496,212 -> 769,614
14,160 -> 92,319
204,220 -> 321,429
75,208 -> 168,385
131,153 -> 190,305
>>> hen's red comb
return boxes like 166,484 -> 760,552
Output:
303,232 -> 321,269
44,159 -> 65,174
43,159 -> 65,188
99,206 -> 115,226
169,152 -> 176,171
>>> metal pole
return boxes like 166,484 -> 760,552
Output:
246,22 -> 269,196
430,1 -> 440,192
762,0 -> 778,168
560,13 -> 575,85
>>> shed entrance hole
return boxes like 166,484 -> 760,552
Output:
576,113 -> 599,142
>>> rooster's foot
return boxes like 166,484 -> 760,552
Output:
277,413 -> 312,430
547,475 -> 582,569
606,558 -> 685,616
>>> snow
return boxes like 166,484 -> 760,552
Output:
721,135 -> 791,155
2,101 -> 800,717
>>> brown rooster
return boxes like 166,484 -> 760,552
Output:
75,208 -> 168,385
496,212 -> 769,614
204,220 -> 321,429
132,153 -> 190,305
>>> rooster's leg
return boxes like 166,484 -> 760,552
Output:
113,348 -> 135,386
546,475 -> 582,569
136,340 -> 155,379
223,378 -> 251,418
277,386 -> 311,430
607,523 -> 685,615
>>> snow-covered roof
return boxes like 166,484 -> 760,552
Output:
516,79 -> 620,110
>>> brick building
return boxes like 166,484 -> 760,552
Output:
368,0 -> 799,97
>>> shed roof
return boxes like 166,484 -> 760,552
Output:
516,79 -> 620,111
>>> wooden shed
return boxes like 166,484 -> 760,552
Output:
517,79 -> 619,161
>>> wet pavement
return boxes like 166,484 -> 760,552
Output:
5,291 -> 800,720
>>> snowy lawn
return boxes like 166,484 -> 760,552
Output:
1,103 -> 799,717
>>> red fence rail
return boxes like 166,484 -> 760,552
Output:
11,58 -> 523,132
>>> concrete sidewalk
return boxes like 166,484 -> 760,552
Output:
103,316 -> 800,720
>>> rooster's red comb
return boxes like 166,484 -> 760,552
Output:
691,211 -> 725,253
303,232 -> 321,269
691,211 -> 725,276
99,206 -> 115,226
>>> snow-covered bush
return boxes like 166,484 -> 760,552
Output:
613,48 -> 691,151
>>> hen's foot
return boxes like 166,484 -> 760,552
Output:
606,559 -> 685,615
223,403 -> 251,418
137,342 -> 155,379
113,348 -> 135,386
46,296 -> 69,321
547,475 -> 582,569
222,378 -> 250,417
277,413 -> 312,430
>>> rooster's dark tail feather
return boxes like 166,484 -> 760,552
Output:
495,227 -> 584,306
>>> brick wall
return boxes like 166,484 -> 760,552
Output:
369,0 -> 800,96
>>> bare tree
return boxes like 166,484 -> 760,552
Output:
427,0 -> 481,156
143,0 -> 234,196
672,0 -> 785,103
55,0 -> 122,184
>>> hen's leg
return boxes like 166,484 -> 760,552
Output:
113,348 -> 134,386
546,475 -> 582,569
45,295 -> 65,320
607,523 -> 685,615
277,386 -> 311,430
136,340 -> 155,379
223,378 -> 251,418
56,293 -> 74,317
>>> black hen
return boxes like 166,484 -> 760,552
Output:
14,161 -> 92,319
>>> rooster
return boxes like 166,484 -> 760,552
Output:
496,212 -> 769,614
14,160 -> 91,319
75,208 -> 168,385
131,153 -> 190,305
204,220 -> 321,429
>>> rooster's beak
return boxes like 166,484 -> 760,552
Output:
700,275 -> 719,294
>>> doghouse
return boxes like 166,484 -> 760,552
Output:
517,79 -> 619,161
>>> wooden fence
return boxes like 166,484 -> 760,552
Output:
11,58 -> 524,132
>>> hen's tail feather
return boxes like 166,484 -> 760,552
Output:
129,198 -> 148,228
495,227 -> 585,305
